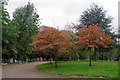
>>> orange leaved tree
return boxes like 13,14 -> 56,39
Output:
30,26 -> 70,68
75,25 -> 113,66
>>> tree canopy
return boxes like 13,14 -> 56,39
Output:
12,2 -> 40,58
75,25 -> 113,49
76,3 -> 113,35
31,26 -> 70,52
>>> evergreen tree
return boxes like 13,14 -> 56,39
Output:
76,3 -> 113,35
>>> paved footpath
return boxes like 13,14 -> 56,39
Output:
2,62 -> 107,79
2,62 -> 67,78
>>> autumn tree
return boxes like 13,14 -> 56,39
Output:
30,26 -> 70,68
75,25 -> 113,66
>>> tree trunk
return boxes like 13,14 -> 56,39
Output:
102,53 -> 104,61
55,60 -> 57,68
89,48 -> 94,66
89,48 -> 92,66
94,48 -> 97,62
50,58 -> 52,64
55,55 -> 58,68
54,50 -> 58,68
13,57 -> 15,63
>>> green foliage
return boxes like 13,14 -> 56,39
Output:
2,2 -> 40,62
2,2 -> 19,62
12,2 -> 40,58
76,3 -> 113,35
37,61 -> 118,78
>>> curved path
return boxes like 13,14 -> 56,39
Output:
2,62 -> 67,78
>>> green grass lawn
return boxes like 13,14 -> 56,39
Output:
36,61 -> 118,78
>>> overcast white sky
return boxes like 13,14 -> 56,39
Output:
5,0 -> 119,31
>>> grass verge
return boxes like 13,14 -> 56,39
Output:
36,60 -> 118,78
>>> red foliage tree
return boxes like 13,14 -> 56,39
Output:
75,25 -> 113,66
30,26 -> 70,67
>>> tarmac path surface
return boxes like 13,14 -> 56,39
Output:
2,62 -> 107,79
2,62 -> 67,78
